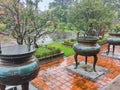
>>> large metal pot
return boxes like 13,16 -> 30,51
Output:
0,57 -> 40,85
106,33 -> 120,54
0,45 -> 40,90
73,35 -> 100,71
107,33 -> 120,45
74,36 -> 100,56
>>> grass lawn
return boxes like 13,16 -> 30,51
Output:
48,42 -> 75,57
97,33 -> 109,45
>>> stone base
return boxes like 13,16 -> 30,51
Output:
101,51 -> 120,60
66,61 -> 108,81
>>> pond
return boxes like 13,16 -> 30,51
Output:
37,35 -> 53,44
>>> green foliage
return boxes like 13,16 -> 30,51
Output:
0,24 -> 6,32
35,48 -> 50,58
105,0 -> 120,12
34,45 -> 61,58
111,25 -> 120,33
68,0 -> 115,36
62,39 -> 76,47
48,0 -> 74,29
57,22 -> 66,30
49,6 -> 67,23
66,23 -> 77,31
64,39 -> 76,45
97,33 -> 109,45
49,0 -> 74,9
0,0 -> 50,45
48,42 -> 75,57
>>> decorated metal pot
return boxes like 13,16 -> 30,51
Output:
73,36 -> 100,56
0,45 -> 40,85
107,33 -> 120,45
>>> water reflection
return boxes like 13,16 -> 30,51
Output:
37,35 -> 53,44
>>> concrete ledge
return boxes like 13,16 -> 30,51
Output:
101,75 -> 120,90
101,51 -> 120,60
38,52 -> 64,64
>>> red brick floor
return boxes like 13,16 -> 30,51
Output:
32,44 -> 120,90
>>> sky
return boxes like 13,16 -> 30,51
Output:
20,0 -> 54,11
38,0 -> 54,11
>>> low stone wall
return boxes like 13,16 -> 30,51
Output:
38,52 -> 64,64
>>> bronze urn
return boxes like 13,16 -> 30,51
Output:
73,32 -> 100,71
0,45 -> 40,90
106,33 -> 120,54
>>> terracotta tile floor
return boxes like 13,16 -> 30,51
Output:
32,44 -> 120,90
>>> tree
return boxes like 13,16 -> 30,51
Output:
49,0 -> 74,9
68,0 -> 115,37
0,0 -> 52,47
49,0 -> 74,23
104,0 -> 120,19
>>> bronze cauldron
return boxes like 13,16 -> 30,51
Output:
106,33 -> 120,54
73,34 -> 100,71
0,45 -> 40,90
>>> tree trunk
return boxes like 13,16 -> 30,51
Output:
17,37 -> 24,45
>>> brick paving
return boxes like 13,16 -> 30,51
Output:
32,44 -> 120,90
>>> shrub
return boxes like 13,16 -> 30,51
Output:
63,39 -> 76,46
0,24 -> 6,32
48,42 -> 75,57
97,34 -> 109,45
34,45 -> 61,58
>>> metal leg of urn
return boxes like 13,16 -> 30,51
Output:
107,44 -> 110,55
85,56 -> 87,64
0,84 -> 5,90
113,45 -> 115,55
22,82 -> 29,90
93,55 -> 98,72
74,53 -> 79,69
